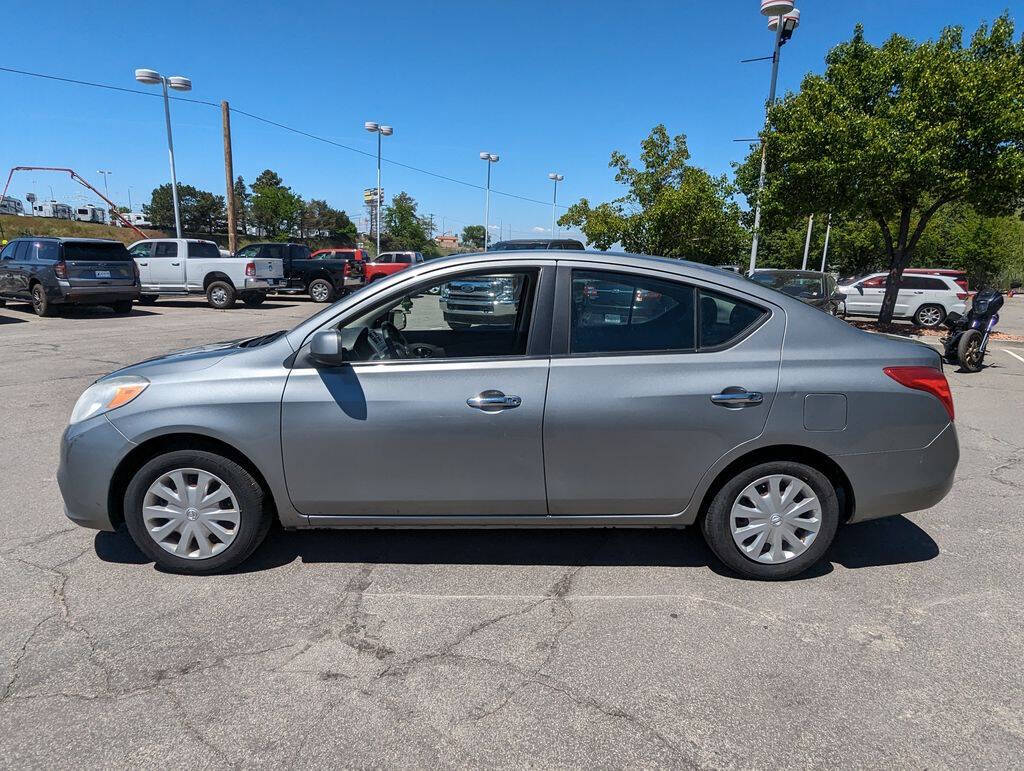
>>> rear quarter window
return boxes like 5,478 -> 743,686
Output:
698,290 -> 767,349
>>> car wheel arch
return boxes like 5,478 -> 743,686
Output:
694,444 -> 855,525
203,271 -> 233,290
107,432 -> 279,530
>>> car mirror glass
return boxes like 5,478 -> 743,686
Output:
389,309 -> 407,331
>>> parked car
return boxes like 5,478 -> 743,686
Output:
488,238 -> 585,251
127,238 -> 284,309
749,269 -> 844,315
363,251 -> 425,283
904,268 -> 969,293
838,271 -> 968,327
58,250 -> 958,579
238,242 -> 362,303
0,237 -> 140,316
310,248 -> 367,294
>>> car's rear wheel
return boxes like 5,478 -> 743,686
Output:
206,281 -> 236,309
913,304 -> 945,328
123,450 -> 272,574
701,461 -> 839,580
308,278 -> 334,303
31,284 -> 57,317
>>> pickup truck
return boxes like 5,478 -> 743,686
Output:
127,238 -> 284,309
364,251 -> 425,283
238,243 -> 364,303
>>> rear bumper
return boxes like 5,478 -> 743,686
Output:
58,415 -> 135,531
52,283 -> 140,305
837,422 -> 959,523
245,278 -> 284,290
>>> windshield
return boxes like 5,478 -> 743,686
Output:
751,273 -> 823,297
62,242 -> 132,262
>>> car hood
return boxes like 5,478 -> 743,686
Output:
104,338 -> 245,380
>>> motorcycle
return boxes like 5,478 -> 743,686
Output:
941,288 -> 1004,372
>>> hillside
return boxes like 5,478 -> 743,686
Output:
0,214 -> 169,245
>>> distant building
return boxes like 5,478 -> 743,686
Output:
434,234 -> 458,250
0,196 -> 25,215
32,201 -> 73,219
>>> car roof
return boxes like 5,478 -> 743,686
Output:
15,236 -> 122,244
751,269 -> 826,277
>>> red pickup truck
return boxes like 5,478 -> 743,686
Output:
363,251 -> 426,282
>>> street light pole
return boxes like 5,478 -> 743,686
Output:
135,69 -> 192,238
748,1 -> 800,274
801,213 -> 814,270
97,170 -> 112,201
365,122 -> 393,257
820,213 -> 832,272
548,173 -> 564,237
480,152 -> 499,250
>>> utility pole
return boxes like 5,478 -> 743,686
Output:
222,101 -> 237,254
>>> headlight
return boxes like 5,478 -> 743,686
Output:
70,375 -> 149,425
493,276 -> 517,303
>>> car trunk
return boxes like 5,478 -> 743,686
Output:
62,242 -> 136,287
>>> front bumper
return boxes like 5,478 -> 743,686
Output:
441,299 -> 517,326
57,415 -> 136,531
837,422 -> 959,523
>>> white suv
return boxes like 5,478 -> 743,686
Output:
838,272 -> 968,328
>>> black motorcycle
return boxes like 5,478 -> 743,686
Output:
941,288 -> 1004,372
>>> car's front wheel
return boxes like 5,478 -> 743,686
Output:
701,461 -> 839,580
123,450 -> 272,574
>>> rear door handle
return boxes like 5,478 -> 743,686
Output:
467,389 -> 522,412
711,390 -> 763,408
171,262 -> 181,266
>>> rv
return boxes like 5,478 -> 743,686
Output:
74,204 -> 106,224
32,201 -> 73,220
0,196 -> 25,215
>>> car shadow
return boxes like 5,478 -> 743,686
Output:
93,515 -> 939,580
139,300 -> 300,310
0,313 -> 28,324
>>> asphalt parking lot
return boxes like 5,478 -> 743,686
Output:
2,294 -> 1023,767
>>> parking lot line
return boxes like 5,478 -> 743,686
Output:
1001,348 -> 1024,365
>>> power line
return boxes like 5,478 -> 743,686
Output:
0,65 -> 569,210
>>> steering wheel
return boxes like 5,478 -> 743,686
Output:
379,321 -> 411,359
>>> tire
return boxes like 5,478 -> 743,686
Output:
957,328 -> 984,372
123,449 -> 273,575
913,304 -> 945,328
138,294 -> 159,305
242,292 -> 267,307
206,280 -> 236,309
31,284 -> 57,317
112,300 -> 133,315
701,461 -> 840,580
307,278 -> 335,303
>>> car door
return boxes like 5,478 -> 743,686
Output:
129,242 -> 153,286
150,241 -> 185,288
543,265 -> 783,516
8,240 -> 33,297
281,261 -> 554,517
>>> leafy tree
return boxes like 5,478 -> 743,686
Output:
461,224 -> 486,249
250,170 -> 303,238
558,125 -> 746,262
300,199 -> 358,244
143,183 -> 224,234
742,14 -> 1024,323
381,192 -> 432,251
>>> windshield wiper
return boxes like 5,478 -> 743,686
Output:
237,330 -> 286,348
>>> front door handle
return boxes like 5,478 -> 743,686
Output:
138,261 -> 148,266
171,262 -> 181,266
711,390 -> 763,408
467,389 -> 522,412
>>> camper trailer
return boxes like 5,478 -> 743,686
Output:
124,211 -> 152,227
74,204 -> 106,224
32,201 -> 73,219
0,196 -> 25,215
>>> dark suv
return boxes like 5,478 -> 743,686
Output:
488,238 -> 585,251
0,237 -> 140,316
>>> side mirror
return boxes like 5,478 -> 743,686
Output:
309,329 -> 348,366
389,308 -> 407,331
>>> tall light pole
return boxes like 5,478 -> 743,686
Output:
748,2 -> 801,274
97,170 -> 112,201
365,122 -> 393,256
135,69 -> 192,238
548,173 -> 564,237
480,152 -> 499,250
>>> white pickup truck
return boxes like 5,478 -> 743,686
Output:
126,238 -> 285,309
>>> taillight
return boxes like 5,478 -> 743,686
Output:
54,260 -> 67,279
883,366 -> 954,421
956,292 -> 968,300
245,261 -> 255,277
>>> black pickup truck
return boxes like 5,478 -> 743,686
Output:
234,243 -> 364,303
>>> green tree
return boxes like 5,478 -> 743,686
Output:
742,14 -> 1024,323
300,199 -> 358,244
461,224 -> 486,249
381,192 -> 432,251
143,183 -> 224,234
250,170 -> 303,238
558,125 -> 745,262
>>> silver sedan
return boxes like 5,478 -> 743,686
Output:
58,251 -> 958,579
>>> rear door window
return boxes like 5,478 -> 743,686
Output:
291,245 -> 311,260
187,241 -> 221,259
154,242 -> 178,258
264,244 -> 286,259
32,241 -> 60,262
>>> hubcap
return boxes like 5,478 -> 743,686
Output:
211,287 -> 227,304
966,339 -> 981,366
312,283 -> 328,301
730,474 -> 822,564
142,468 -> 240,560
919,307 -> 942,326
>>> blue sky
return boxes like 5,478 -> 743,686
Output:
1,0 -> 1021,242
